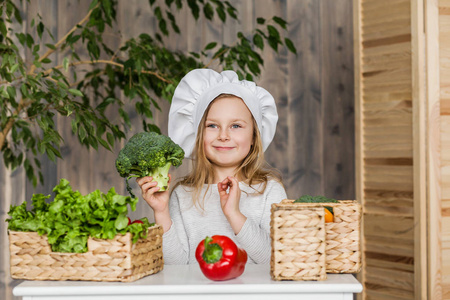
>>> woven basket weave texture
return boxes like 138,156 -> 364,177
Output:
270,204 -> 327,281
9,225 -> 164,282
276,199 -> 361,274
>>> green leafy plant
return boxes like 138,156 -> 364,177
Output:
0,0 -> 296,186
294,195 -> 339,214
6,178 -> 153,253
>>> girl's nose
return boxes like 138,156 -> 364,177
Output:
218,128 -> 230,141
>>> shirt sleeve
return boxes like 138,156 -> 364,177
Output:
161,188 -> 190,264
235,180 -> 287,263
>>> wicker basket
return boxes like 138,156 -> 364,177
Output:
9,225 -> 164,282
274,199 -> 362,274
270,204 -> 327,281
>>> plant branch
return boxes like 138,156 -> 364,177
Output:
0,99 -> 27,151
45,60 -> 172,83
1,5 -> 98,151
28,4 -> 97,75
203,47 -> 230,69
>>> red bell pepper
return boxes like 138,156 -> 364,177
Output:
195,235 -> 248,281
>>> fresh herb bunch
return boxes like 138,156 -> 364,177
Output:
6,178 -> 154,253
294,195 -> 339,214
294,195 -> 339,204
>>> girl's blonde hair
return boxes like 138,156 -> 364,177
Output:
173,94 -> 282,209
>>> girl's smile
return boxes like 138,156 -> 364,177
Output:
214,146 -> 235,151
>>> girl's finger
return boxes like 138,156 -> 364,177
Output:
228,176 -> 238,184
136,176 -> 153,186
144,185 -> 161,196
141,180 -> 158,192
218,181 -> 229,192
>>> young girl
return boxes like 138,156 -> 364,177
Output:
137,69 -> 287,264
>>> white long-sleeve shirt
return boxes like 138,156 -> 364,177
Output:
162,180 -> 287,264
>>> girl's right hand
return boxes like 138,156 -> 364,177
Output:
136,176 -> 170,213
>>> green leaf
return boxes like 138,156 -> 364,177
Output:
257,17 -> 265,25
68,88 -> 83,97
203,3 -> 214,20
37,22 -> 44,39
216,7 -> 226,22
268,36 -> 278,52
248,60 -> 260,75
226,5 -> 237,19
272,16 -> 287,29
46,145 -> 56,162
89,0 -> 99,10
15,33 -> 25,45
267,25 -> 280,40
63,57 -> 69,72
0,20 -> 7,37
253,34 -> 264,50
159,19 -> 168,36
115,213 -> 128,230
204,42 -> 217,50
154,6 -> 163,19
284,38 -> 297,54
26,33 -> 34,48
71,119 -> 78,134
78,126 -> 87,142
0,87 -> 9,98
187,0 -> 200,20
119,108 -> 131,127
106,132 -> 115,147
13,4 -> 23,23
6,86 -> 16,99
33,60 -> 42,68
10,63 -> 19,74
166,11 -> 180,33
98,137 -> 110,151
45,43 -> 56,50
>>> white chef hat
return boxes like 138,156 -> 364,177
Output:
168,68 -> 278,158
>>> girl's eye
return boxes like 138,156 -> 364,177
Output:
231,124 -> 241,129
206,124 -> 217,128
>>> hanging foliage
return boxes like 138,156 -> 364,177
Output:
0,0 -> 296,186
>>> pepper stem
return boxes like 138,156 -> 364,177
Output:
202,236 -> 223,264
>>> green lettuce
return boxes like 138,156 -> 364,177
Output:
6,178 -> 154,253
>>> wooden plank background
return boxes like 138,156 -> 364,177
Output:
439,0 -> 450,298
0,1 -> 355,299
356,0 -> 418,299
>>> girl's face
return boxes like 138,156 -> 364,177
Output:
203,96 -> 254,171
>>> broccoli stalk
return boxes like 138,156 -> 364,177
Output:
115,132 -> 185,198
149,162 -> 172,191
126,162 -> 171,192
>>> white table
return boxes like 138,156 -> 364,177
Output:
13,264 -> 363,300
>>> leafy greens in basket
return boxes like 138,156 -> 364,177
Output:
6,178 -> 154,253
294,195 -> 339,215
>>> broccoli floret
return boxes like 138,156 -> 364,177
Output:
115,132 -> 185,197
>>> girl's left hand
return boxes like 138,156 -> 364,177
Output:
218,176 -> 246,235
218,176 -> 241,217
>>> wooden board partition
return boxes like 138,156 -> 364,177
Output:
355,0 -> 449,299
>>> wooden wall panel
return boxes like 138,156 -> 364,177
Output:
357,0 -> 417,298
440,0 -> 450,297
321,0 -> 355,199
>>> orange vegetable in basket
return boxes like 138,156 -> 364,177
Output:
324,207 -> 334,223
